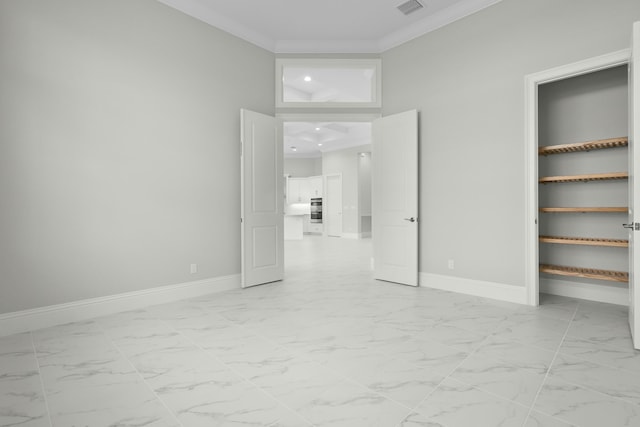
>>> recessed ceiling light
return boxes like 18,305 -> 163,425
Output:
315,127 -> 320,131
318,143 -> 323,146
304,76 -> 312,82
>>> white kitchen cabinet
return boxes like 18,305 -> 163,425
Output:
308,223 -> 323,234
287,177 -> 310,204
308,176 -> 323,198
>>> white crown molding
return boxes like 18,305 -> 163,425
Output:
378,0 -> 504,52
156,0 -> 276,51
275,39 -> 381,54
0,275 -> 240,337
157,0 -> 504,54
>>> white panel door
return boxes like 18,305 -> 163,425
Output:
241,109 -> 283,288
629,22 -> 640,348
372,110 -> 419,286
326,174 -> 343,237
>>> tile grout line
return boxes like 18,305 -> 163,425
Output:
102,321 -> 186,427
393,332 -> 498,425
154,316 -> 320,427
228,310 -> 472,420
213,303 -> 430,421
28,331 -> 54,427
521,298 -> 581,426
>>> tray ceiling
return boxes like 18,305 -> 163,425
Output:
156,0 -> 502,53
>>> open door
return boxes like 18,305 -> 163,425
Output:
240,109 -> 283,288
372,110 -> 419,286
629,22 -> 640,349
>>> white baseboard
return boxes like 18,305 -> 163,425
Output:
342,232 -> 371,239
342,233 -> 360,239
420,272 -> 528,305
540,278 -> 628,306
0,275 -> 240,337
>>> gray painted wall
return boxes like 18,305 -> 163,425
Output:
381,0 -> 640,287
323,145 -> 371,235
284,158 -> 322,177
0,0 -> 274,314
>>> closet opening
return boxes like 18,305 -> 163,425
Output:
525,50 -> 631,307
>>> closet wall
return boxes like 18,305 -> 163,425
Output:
538,65 -> 629,303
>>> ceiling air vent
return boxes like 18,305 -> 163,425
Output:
397,0 -> 424,15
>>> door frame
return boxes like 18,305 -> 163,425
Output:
524,49 -> 631,306
277,113 -> 380,243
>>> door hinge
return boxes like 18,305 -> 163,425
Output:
623,222 -> 640,230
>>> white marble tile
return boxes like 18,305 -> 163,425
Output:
0,333 -> 33,355
473,336 -> 556,369
524,411 -> 576,427
566,308 -> 632,350
511,294 -> 580,323
47,381 -> 179,427
157,374 -> 310,427
0,334 -> 50,426
413,378 -> 529,427
375,309 -> 436,334
379,336 -> 470,375
4,238 -> 640,426
31,320 -> 102,343
413,324 -> 488,352
550,352 -> 640,406
126,346 -> 230,389
0,333 -> 38,376
110,328 -> 195,360
344,355 -> 447,407
533,375 -> 640,427
0,374 -> 49,427
398,412 -> 446,427
197,325 -> 283,366
559,335 -> 640,374
295,379 -> 409,427
451,353 -> 547,406
438,310 -> 508,335
39,355 -> 140,395
489,313 -> 569,351
149,305 -> 235,340
242,353 -> 346,410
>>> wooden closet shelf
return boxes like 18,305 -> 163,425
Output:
539,235 -> 628,247
540,264 -> 628,283
539,137 -> 628,156
539,207 -> 628,213
539,172 -> 628,183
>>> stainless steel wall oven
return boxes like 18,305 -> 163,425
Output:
310,198 -> 322,223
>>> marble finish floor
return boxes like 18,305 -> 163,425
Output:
2,236 -> 640,426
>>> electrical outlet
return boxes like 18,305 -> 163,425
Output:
190,263 -> 197,274
448,259 -> 454,270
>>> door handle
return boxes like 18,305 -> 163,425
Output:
404,217 -> 416,223
623,222 -> 640,230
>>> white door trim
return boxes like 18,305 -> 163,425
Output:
524,49 -> 631,306
276,113 -> 381,122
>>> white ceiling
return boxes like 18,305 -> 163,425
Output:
284,122 -> 371,158
156,0 -> 502,53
